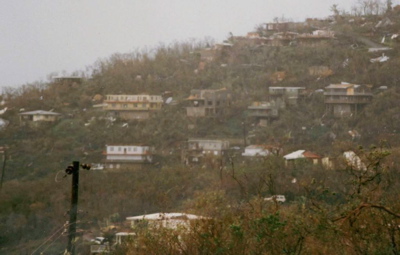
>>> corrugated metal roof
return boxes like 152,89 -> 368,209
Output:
283,150 -> 305,160
303,151 -> 322,159
283,150 -> 321,160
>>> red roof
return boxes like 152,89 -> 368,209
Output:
303,151 -> 322,159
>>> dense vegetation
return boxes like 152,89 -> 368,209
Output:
2,1 -> 400,254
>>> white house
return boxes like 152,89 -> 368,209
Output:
104,145 -> 154,169
242,145 -> 282,157
126,212 -> 207,230
283,150 -> 322,166
19,110 -> 61,124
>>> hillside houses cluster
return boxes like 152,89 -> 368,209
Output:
10,80 -> 376,170
95,82 -> 374,170
198,20 -> 335,64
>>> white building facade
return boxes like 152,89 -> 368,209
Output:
104,145 -> 154,169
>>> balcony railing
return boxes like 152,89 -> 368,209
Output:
323,92 -> 373,96
325,98 -> 372,104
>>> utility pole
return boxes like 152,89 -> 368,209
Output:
65,161 -> 90,255
66,161 -> 80,255
0,148 -> 6,192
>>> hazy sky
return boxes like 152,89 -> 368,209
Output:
0,1 -> 366,88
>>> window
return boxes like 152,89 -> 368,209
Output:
118,147 -> 122,152
110,147 -> 114,152
208,101 -> 213,106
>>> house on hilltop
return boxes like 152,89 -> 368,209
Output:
296,30 -> 334,46
52,76 -> 83,87
263,22 -> 305,33
267,32 -> 299,46
198,43 -> 232,63
324,83 -> 373,117
103,94 -> 163,120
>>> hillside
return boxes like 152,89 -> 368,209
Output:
2,3 -> 400,254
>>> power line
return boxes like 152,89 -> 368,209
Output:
30,222 -> 68,255
30,221 -> 81,255
40,230 -> 65,254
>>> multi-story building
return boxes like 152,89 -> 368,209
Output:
269,87 -> 306,107
103,145 -> 154,169
185,88 -> 232,117
182,139 -> 230,166
103,94 -> 163,120
324,83 -> 373,117
247,101 -> 279,126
